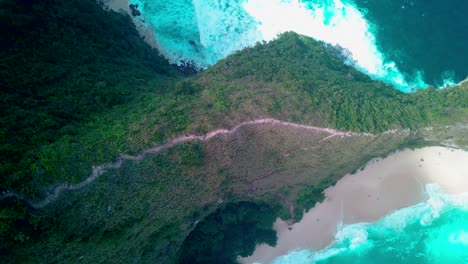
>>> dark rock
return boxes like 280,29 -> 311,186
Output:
173,60 -> 201,75
129,4 -> 141,16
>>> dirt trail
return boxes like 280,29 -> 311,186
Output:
1,118 -> 377,209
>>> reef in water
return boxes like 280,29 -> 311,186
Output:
129,0 -> 467,92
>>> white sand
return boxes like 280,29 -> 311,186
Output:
242,146 -> 468,264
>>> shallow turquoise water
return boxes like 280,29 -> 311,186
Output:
129,0 -> 467,91
270,184 -> 468,264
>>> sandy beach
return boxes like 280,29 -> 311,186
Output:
242,146 -> 468,264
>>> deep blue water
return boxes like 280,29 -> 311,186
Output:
352,0 -> 468,89
130,0 -> 467,91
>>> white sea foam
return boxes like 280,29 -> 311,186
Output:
130,0 -> 432,91
420,184 -> 468,225
192,0 -> 261,65
335,223 -> 369,249
269,249 -> 315,264
243,0 -> 427,91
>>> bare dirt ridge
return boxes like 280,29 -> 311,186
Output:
0,118 -> 378,209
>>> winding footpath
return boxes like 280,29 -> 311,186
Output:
1,118 -> 378,209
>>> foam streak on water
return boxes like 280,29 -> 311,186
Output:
129,0 -> 435,91
243,0 -> 427,91
269,184 -> 468,264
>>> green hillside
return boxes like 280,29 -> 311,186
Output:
0,0 -> 183,195
1,0 -> 467,263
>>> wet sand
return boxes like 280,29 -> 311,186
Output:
242,146 -> 468,264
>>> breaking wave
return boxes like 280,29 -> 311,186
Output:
269,184 -> 468,264
128,0 -> 467,92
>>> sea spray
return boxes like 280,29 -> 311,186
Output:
270,184 -> 468,264
127,0 -> 467,91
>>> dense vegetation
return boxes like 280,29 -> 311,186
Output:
206,33 -> 468,132
2,0 -> 467,198
179,202 -> 277,264
0,0 -> 467,263
0,0 -> 180,255
0,0 -> 177,195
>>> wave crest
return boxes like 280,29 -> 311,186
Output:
270,183 -> 468,264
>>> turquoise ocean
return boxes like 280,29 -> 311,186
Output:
270,184 -> 468,264
129,0 -> 467,91
125,1 -> 468,262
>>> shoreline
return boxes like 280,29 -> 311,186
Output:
456,76 -> 468,87
103,0 -> 131,13
103,0 -> 161,51
242,146 -> 468,264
